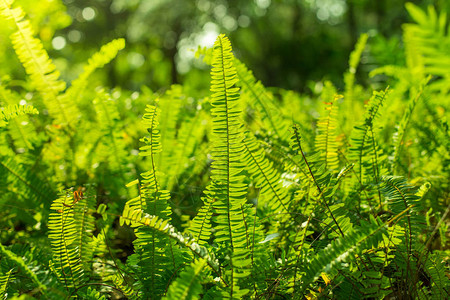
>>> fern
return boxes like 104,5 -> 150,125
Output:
186,189 -> 214,246
93,89 -> 130,178
48,191 -> 86,292
0,84 -> 39,150
155,85 -> 184,186
391,78 -> 429,173
0,242 -> 47,296
163,258 -> 207,300
0,156 -> 56,208
208,33 -> 251,298
120,208 -> 221,279
314,99 -> 340,171
0,0 -> 76,125
344,33 -> 368,103
61,38 -> 125,119
403,3 -> 450,93
234,59 -> 290,141
0,104 -> 38,128
348,88 -> 390,190
123,102 -> 184,299
301,220 -> 386,293
242,131 -> 290,215
0,269 -> 13,298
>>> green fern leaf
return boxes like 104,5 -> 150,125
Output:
0,243 -> 47,296
62,38 -> 125,116
242,131 -> 290,215
302,221 -> 386,292
163,258 -> 207,300
209,33 -> 251,298
348,88 -> 390,187
0,269 -> 13,297
314,100 -> 340,171
0,0 -> 77,125
48,191 -> 85,292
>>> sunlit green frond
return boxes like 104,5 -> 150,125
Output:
208,33 -> 250,299
242,131 -> 290,215
390,77 -> 429,174
0,84 -> 39,150
93,89 -> 130,176
379,176 -> 423,238
302,221 -> 386,292
404,3 -> 450,93
0,0 -> 77,125
348,88 -> 390,186
120,207 -> 220,278
72,185 -> 97,272
314,99 -> 340,171
0,269 -> 13,297
164,258 -> 207,300
187,188 -> 214,246
62,38 -> 125,115
166,108 -> 207,190
235,59 -> 290,140
0,242 -> 47,296
155,85 -> 183,182
122,102 -> 183,299
0,104 -> 38,127
48,191 -> 85,292
344,33 -> 368,102
0,156 -> 56,207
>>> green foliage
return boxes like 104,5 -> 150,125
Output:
0,1 -> 448,299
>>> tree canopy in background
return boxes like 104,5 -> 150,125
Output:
1,0 -> 445,94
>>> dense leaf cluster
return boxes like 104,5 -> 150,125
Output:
0,1 -> 448,299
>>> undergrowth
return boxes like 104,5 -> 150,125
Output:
0,1 -> 448,299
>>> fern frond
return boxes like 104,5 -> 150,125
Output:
235,59 -> 290,140
155,85 -> 183,184
0,156 -> 55,207
242,131 -> 290,215
93,89 -> 130,176
187,188 -> 214,246
0,269 -> 13,297
72,185 -> 97,272
120,207 -> 221,280
404,3 -> 450,93
111,273 -> 139,299
348,88 -> 390,186
0,84 -> 39,150
209,33 -> 250,298
379,176 -> 423,239
344,33 -> 368,98
0,104 -> 38,127
423,252 -> 450,299
48,191 -> 85,292
123,102 -> 184,298
164,258 -> 207,300
302,221 -> 386,292
0,0 -> 77,125
0,242 -> 47,296
391,77 -> 429,173
314,99 -> 340,171
62,38 -> 125,115
166,109 -> 207,190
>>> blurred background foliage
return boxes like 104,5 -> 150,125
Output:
1,0 -> 448,94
